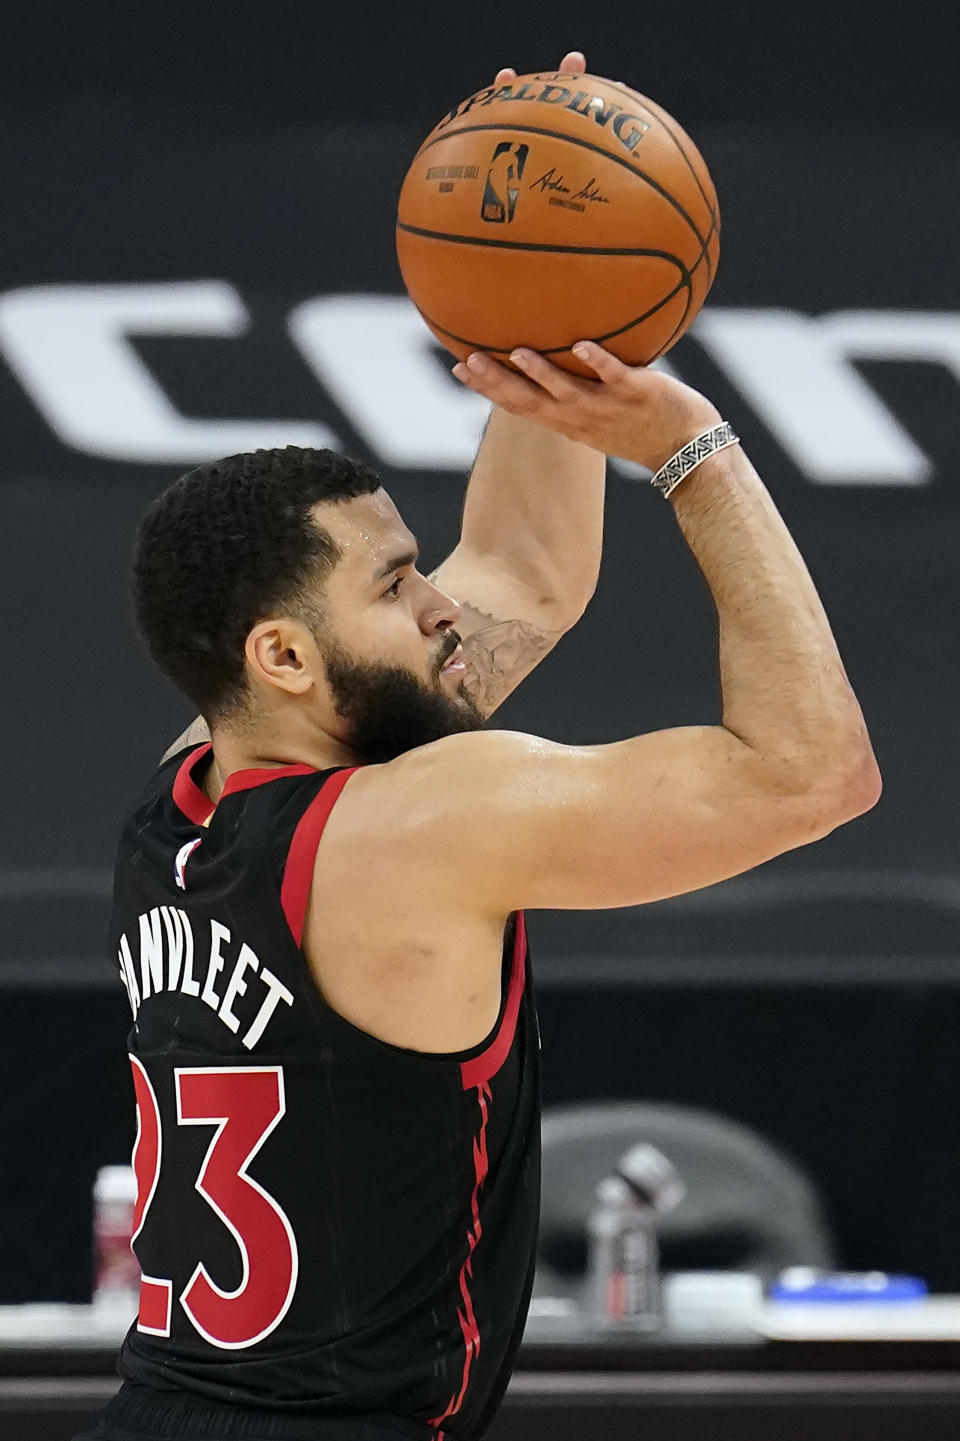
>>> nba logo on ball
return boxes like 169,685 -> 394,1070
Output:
481,142 -> 529,223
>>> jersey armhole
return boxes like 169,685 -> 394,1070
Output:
459,911 -> 527,1090
280,767 -> 361,945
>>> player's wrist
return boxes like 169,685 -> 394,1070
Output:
649,421 -> 740,500
621,390 -> 722,473
649,410 -> 723,470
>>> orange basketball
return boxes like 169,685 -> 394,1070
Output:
396,72 -> 720,376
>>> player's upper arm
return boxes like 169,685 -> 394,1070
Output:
355,726 -> 874,913
429,552 -> 570,716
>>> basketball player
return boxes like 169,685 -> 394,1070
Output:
78,120 -> 879,1441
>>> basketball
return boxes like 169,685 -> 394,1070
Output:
396,72 -> 720,375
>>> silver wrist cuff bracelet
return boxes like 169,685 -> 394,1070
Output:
650,421 -> 740,499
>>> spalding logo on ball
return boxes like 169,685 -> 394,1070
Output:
396,72 -> 720,376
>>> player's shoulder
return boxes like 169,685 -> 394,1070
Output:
359,727 -> 552,786
113,746 -> 199,855
336,729 -> 562,837
396,727 -> 555,771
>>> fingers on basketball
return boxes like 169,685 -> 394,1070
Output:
495,51 -> 584,87
452,352 -> 540,406
510,349 -> 587,404
453,353 -> 569,423
571,343 -> 632,390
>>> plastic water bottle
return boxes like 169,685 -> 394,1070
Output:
585,1143 -> 685,1329
92,1165 -> 140,1325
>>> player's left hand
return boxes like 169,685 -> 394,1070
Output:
493,51 -> 587,86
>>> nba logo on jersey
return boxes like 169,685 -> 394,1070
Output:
174,837 -> 202,890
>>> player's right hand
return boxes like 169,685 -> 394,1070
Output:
451,342 -> 722,472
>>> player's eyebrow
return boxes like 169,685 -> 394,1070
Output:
372,547 -> 419,583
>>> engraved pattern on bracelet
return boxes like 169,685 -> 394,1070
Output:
651,422 -> 740,499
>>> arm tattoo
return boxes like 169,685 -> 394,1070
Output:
452,599 -> 565,715
160,715 -> 211,765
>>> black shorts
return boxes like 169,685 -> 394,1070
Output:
74,1383 -> 436,1441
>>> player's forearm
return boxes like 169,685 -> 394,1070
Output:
671,445 -> 879,799
454,405 -> 605,623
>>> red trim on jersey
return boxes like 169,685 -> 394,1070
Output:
459,912 -> 527,1091
435,919 -> 527,1418
220,762 -> 317,798
280,768 -> 360,946
171,743 -> 324,826
172,744 -> 215,825
428,1080 -> 492,1432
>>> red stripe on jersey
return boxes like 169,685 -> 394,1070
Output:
220,762 -> 318,797
428,1080 -> 492,1431
459,912 -> 527,1091
172,744 -> 215,825
280,768 -> 360,945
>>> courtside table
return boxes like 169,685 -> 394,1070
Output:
4,1301 -> 960,1441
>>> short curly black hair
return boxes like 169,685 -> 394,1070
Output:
133,447 -> 381,720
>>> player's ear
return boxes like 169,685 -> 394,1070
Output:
245,619 -> 316,697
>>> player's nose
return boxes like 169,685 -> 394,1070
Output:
419,574 -> 462,634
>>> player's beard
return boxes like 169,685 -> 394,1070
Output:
320,629 -> 485,763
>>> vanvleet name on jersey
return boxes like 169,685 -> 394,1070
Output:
117,906 -> 294,1050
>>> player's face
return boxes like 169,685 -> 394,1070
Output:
308,491 -> 485,761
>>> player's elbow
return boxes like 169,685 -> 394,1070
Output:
834,742 -> 883,822
843,741 -> 883,814
791,739 -> 882,840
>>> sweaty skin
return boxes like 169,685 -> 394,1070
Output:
162,53 -> 879,1057
170,342 -> 878,1057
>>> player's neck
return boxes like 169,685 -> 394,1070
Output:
202,724 -> 361,802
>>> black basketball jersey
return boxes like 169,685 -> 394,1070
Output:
108,743 -> 541,1441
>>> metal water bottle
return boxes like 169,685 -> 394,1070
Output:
585,1143 -> 685,1328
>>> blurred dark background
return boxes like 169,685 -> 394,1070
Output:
1,0 -> 958,1303
2,0 -> 957,134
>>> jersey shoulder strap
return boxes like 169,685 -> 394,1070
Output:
277,767 -> 358,945
168,744 -> 362,933
124,746 -> 361,927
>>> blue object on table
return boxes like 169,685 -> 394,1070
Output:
769,1269 -> 928,1304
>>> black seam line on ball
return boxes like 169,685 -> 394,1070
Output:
396,222 -> 692,276
596,78 -> 720,246
405,228 -> 706,360
694,209 -> 718,283
415,273 -> 691,359
411,123 -> 709,250
649,274 -> 696,359
591,94 -> 718,283
589,77 -> 720,230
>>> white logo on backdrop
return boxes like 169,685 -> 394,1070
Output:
0,282 -> 956,485
0,283 -> 336,463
